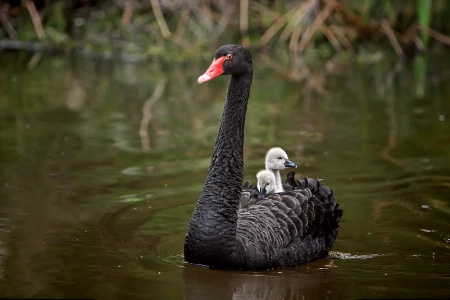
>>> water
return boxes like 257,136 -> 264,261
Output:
0,50 -> 449,299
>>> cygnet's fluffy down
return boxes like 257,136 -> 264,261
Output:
264,147 -> 297,192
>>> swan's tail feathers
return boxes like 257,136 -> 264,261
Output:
283,171 -> 297,191
284,173 -> 323,192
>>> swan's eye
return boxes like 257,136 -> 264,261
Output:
278,157 -> 283,159
226,54 -> 233,60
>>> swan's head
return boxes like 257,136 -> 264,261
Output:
265,147 -> 297,171
256,170 -> 276,199
198,44 -> 252,84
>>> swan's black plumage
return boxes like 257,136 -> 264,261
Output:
184,45 -> 342,270
239,181 -> 258,208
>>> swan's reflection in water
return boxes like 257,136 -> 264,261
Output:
183,260 -> 344,300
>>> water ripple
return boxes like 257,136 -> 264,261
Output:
329,251 -> 383,260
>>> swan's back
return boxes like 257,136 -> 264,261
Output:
233,173 -> 342,270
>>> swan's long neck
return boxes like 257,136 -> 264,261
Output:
203,75 -> 251,203
185,73 -> 252,262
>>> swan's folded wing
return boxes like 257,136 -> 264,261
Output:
284,172 -> 342,232
296,177 -> 342,231
240,182 -> 258,209
237,173 -> 342,251
236,191 -> 317,249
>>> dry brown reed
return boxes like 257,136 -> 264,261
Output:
0,0 -> 448,63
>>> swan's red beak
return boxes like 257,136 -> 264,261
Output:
198,56 -> 226,84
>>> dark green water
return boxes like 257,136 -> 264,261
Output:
0,50 -> 449,299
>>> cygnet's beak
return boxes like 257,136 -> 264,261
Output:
284,159 -> 297,168
258,187 -> 267,200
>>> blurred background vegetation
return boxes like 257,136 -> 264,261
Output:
0,0 -> 449,64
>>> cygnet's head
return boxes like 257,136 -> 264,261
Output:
256,170 -> 277,199
265,147 -> 297,170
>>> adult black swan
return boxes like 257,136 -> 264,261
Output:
184,44 -> 342,270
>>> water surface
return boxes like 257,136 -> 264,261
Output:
0,50 -> 449,299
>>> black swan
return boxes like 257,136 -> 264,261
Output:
184,44 -> 342,270
256,170 -> 277,198
264,147 -> 297,192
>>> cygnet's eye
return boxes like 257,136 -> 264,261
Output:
226,54 -> 233,60
278,157 -> 283,160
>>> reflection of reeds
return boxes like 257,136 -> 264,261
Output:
379,63 -> 413,172
140,79 -> 166,151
